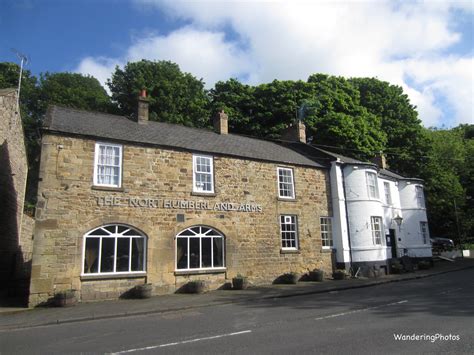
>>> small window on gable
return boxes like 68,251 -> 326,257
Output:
277,167 -> 295,199
193,155 -> 214,193
416,186 -> 425,208
94,142 -> 122,188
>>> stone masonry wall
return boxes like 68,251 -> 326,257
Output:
30,133 -> 332,305
0,88 -> 32,292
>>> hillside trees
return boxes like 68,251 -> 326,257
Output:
107,60 -> 210,127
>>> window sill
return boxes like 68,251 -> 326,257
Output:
191,192 -> 217,197
91,185 -> 125,192
277,197 -> 297,202
321,248 -> 334,253
80,272 -> 146,281
280,249 -> 300,254
174,268 -> 226,276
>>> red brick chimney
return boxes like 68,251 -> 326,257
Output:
136,89 -> 149,124
281,120 -> 306,143
213,110 -> 228,135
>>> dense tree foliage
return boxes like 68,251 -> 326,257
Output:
107,60 -> 210,127
423,126 -> 474,243
210,75 -> 386,160
349,78 -> 432,177
38,72 -> 112,114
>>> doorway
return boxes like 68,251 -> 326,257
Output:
388,229 -> 397,258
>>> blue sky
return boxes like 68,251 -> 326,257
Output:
2,0 -> 473,128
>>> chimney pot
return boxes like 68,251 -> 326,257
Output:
213,110 -> 228,135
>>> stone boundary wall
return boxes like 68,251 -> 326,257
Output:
0,89 -> 33,294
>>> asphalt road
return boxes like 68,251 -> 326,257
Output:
1,268 -> 473,354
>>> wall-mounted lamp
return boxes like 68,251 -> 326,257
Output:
393,214 -> 403,230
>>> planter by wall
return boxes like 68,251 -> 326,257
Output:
232,276 -> 249,290
186,280 -> 205,294
308,269 -> 324,282
54,290 -> 77,307
134,283 -> 153,299
332,270 -> 346,280
276,272 -> 299,284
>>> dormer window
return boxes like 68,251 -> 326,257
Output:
193,155 -> 214,193
93,142 -> 122,188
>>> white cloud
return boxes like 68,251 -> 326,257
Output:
76,0 -> 473,127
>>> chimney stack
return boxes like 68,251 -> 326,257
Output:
372,152 -> 388,170
281,120 -> 306,143
136,89 -> 149,124
213,110 -> 228,135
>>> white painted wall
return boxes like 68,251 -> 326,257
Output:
342,165 -> 389,262
328,162 -> 432,265
398,181 -> 432,258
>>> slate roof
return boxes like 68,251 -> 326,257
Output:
43,106 -> 323,168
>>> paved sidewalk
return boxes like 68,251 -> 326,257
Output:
1,258 -> 473,331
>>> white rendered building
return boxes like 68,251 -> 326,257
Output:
315,149 -> 432,276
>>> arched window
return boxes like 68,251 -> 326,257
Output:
176,226 -> 225,271
83,224 -> 146,275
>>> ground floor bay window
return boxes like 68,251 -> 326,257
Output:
83,224 -> 146,275
176,226 -> 225,271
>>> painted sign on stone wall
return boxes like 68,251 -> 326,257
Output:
96,196 -> 263,212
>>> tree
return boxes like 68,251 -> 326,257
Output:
349,77 -> 431,177
305,75 -> 386,159
38,72 -> 112,114
422,126 -> 474,243
210,76 -> 386,159
209,79 -> 257,135
107,60 -> 210,127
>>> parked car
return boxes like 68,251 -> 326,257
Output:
430,237 -> 454,252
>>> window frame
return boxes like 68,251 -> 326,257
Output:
366,171 -> 379,199
320,217 -> 333,249
82,224 -> 147,276
420,222 -> 429,244
277,167 -> 295,199
192,154 -> 215,194
93,142 -> 123,188
383,181 -> 392,205
416,186 -> 425,208
175,226 -> 225,272
280,215 -> 299,250
370,216 -> 383,246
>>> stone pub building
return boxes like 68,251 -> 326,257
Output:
29,92 -> 332,306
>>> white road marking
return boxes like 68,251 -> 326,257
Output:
110,330 -> 252,354
438,287 -> 463,295
314,300 -> 408,321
